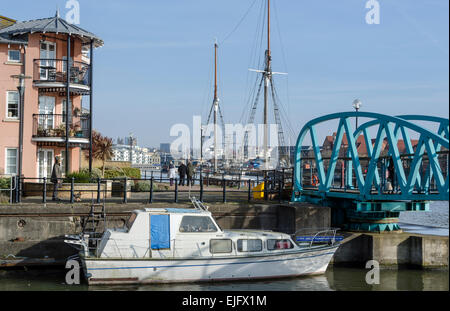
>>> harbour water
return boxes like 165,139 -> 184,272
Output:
0,266 -> 447,291
0,201 -> 448,291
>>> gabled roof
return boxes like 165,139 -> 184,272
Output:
0,12 -> 103,47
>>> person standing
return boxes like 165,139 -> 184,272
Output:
178,162 -> 187,186
169,162 -> 177,186
51,156 -> 62,201
187,161 -> 194,186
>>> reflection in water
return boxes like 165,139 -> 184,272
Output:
328,267 -> 449,291
0,267 -> 448,291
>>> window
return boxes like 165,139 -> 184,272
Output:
5,148 -> 18,175
210,239 -> 232,254
6,91 -> 19,119
8,50 -> 20,62
179,216 -> 218,233
237,239 -> 263,252
267,239 -> 294,251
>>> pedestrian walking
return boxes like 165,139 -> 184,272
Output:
51,156 -> 62,201
187,161 -> 194,186
178,162 -> 187,186
169,162 -> 177,186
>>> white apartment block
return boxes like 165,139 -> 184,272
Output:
112,144 -> 160,167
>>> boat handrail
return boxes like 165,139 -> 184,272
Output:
292,227 -> 341,248
190,196 -> 209,211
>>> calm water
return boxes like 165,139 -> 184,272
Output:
0,266 -> 447,291
0,202 -> 447,291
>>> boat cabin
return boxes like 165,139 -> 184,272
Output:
94,208 -> 298,259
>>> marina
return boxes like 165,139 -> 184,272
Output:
0,0 -> 448,297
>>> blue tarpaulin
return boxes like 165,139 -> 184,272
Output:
151,215 -> 170,249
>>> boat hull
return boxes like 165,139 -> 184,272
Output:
82,245 -> 338,285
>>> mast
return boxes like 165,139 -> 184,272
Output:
263,0 -> 271,169
213,42 -> 219,173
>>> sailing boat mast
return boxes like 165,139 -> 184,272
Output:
213,42 -> 219,173
263,0 -> 271,169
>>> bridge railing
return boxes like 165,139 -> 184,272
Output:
292,112 -> 449,202
298,151 -> 448,194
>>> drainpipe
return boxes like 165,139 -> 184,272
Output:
89,39 -> 93,174
65,35 -> 71,175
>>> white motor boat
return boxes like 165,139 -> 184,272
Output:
65,198 -> 340,285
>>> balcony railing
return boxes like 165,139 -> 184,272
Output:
32,114 -> 90,140
33,59 -> 91,87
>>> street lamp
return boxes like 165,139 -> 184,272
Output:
10,74 -> 32,179
352,99 -> 362,129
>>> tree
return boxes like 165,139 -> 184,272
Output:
90,130 -> 113,177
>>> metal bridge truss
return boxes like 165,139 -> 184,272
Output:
292,112 -> 449,232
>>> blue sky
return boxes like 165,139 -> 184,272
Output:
5,0 -> 449,147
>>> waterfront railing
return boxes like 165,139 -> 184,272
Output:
7,169 -> 294,205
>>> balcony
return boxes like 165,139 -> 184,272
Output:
32,114 -> 90,146
33,59 -> 91,94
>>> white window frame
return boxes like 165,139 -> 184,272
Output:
6,91 -> 19,119
8,50 -> 21,63
5,148 -> 18,176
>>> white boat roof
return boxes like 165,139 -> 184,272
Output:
139,208 -> 210,215
225,229 -> 290,238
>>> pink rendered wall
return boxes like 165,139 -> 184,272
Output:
0,33 -> 84,177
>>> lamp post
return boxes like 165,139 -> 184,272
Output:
11,74 -> 32,179
352,99 -> 362,129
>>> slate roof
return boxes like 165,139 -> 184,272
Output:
0,13 -> 103,47
0,33 -> 27,45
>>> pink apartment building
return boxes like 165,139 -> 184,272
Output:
0,13 -> 103,179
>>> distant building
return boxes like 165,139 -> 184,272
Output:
160,143 -> 170,153
112,144 -> 161,168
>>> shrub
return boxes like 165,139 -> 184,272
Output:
132,181 -> 151,192
104,167 -> 125,179
0,193 -> 9,204
103,167 -> 141,179
65,171 -> 92,183
122,167 -> 141,179
0,178 -> 11,190
80,168 -> 102,180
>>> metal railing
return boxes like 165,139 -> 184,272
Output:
299,151 -> 449,194
292,227 -> 342,248
0,176 -> 16,204
33,59 -> 91,86
8,169 -> 295,205
32,114 -> 90,139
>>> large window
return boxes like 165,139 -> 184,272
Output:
237,239 -> 263,252
210,239 -> 232,254
179,216 -> 218,233
8,50 -> 20,62
5,148 -> 18,175
267,239 -> 294,251
6,91 -> 19,119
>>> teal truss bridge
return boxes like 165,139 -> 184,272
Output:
292,112 -> 449,232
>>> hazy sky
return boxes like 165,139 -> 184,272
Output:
5,0 -> 449,148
